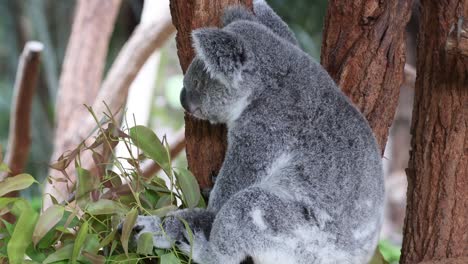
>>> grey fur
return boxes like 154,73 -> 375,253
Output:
132,1 -> 384,263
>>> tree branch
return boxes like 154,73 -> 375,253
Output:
0,41 -> 43,181
45,0 -> 122,205
44,1 -> 175,206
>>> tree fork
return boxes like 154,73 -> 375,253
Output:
401,1 -> 468,263
321,0 -> 413,152
169,0 -> 253,189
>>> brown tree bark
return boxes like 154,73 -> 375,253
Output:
45,0 -> 122,202
169,0 -> 253,189
401,1 -> 468,263
321,0 -> 413,152
1,42 -> 43,181
0,42 -> 42,223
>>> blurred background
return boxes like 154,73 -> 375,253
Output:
0,0 -> 418,262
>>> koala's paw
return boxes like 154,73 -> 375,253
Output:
131,215 -> 173,249
126,215 -> 192,251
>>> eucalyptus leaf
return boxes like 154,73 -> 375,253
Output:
0,163 -> 10,173
160,252 -> 182,264
137,232 -> 154,255
7,201 -> 38,264
369,248 -> 390,264
81,251 -> 105,264
121,208 -> 138,255
99,228 -> 117,248
32,205 -> 64,246
0,197 -> 19,210
76,167 -> 99,204
0,174 -> 36,197
42,243 -> 73,264
108,253 -> 140,264
155,195 -> 173,209
148,205 -> 178,218
86,199 -> 127,215
82,234 -> 101,254
129,126 -> 171,175
71,221 -> 88,264
174,168 -> 201,208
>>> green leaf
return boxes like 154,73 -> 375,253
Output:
121,208 -> 138,255
160,252 -> 182,264
0,163 -> 10,173
137,232 -> 154,255
25,244 -> 47,262
378,240 -> 401,263
155,195 -> 172,209
369,247 -> 390,264
0,174 -> 36,196
174,168 -> 201,208
71,221 -> 88,264
0,197 -> 19,210
42,243 -> 73,264
82,234 -> 101,254
86,199 -> 127,215
99,228 -> 117,248
7,201 -> 38,264
32,205 -> 64,246
81,251 -> 105,264
178,217 -> 194,262
129,126 -> 171,174
76,167 -> 99,206
147,205 -> 178,218
0,218 -> 14,235
108,253 -> 140,264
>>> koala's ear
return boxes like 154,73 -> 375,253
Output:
192,28 -> 252,78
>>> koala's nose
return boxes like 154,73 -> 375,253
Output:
180,87 -> 190,112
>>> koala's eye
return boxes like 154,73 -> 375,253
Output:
193,80 -> 199,88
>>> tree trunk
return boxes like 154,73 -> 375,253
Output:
321,0 -> 413,152
169,0 -> 253,190
45,0 -> 122,202
401,1 -> 468,263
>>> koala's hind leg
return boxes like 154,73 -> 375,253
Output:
198,187 -> 304,264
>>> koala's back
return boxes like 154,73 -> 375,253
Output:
221,20 -> 384,257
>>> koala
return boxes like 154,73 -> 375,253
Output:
131,1 -> 384,263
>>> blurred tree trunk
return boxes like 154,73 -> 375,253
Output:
321,0 -> 413,152
401,1 -> 468,263
45,0 -> 122,202
169,0 -> 253,190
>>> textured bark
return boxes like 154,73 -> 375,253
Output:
321,0 -> 413,152
45,0 -> 122,202
169,0 -> 253,189
401,1 -> 468,263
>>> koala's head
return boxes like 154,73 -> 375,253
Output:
180,28 -> 256,125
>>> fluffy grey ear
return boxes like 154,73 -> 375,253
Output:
192,28 -> 252,78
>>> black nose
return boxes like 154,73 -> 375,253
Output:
180,87 -> 189,112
